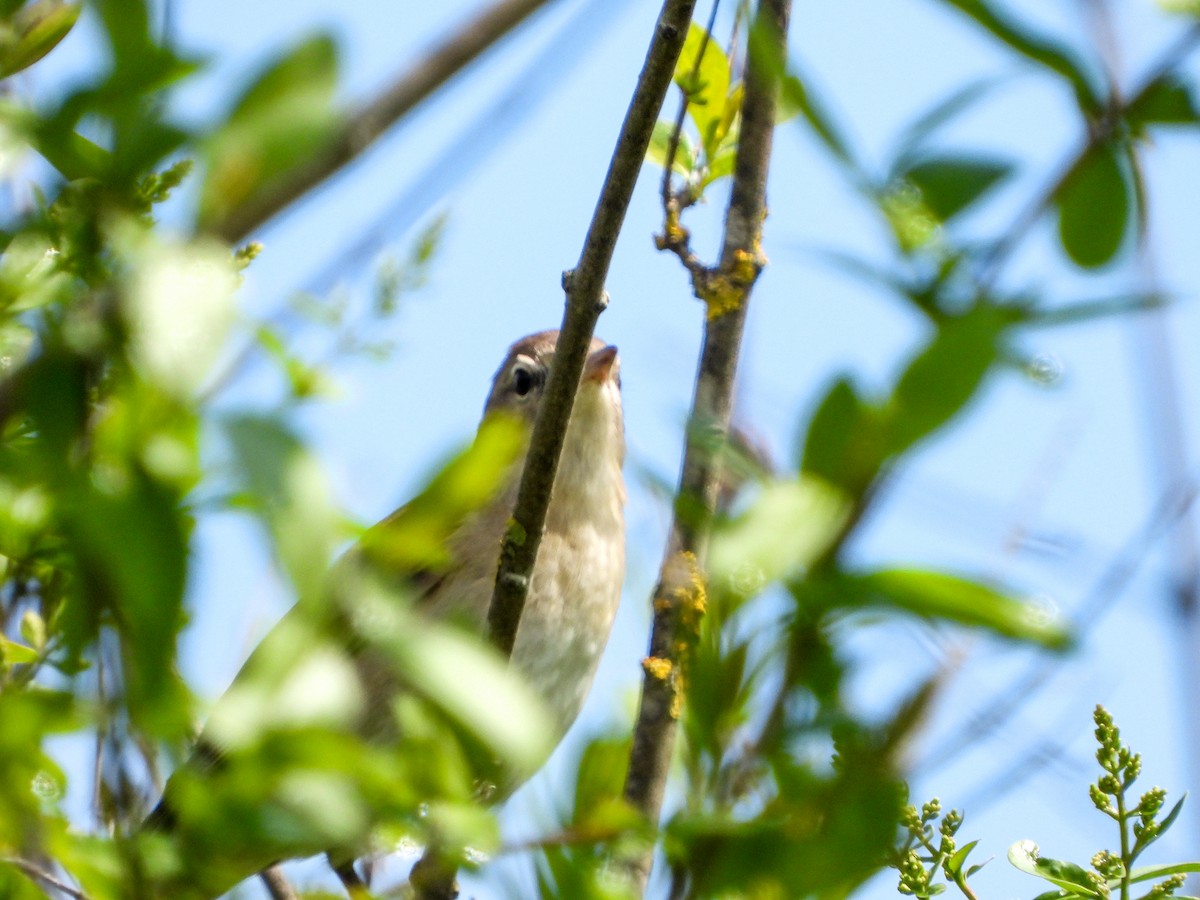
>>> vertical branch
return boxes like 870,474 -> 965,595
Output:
621,0 -> 790,891
486,0 -> 698,656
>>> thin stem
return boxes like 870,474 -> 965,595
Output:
486,0 -> 697,656
1117,785 -> 1132,900
2,858 -> 88,900
622,0 -> 791,891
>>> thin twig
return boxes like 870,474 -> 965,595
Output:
430,2 -> 696,894
212,0 -> 563,243
621,0 -> 790,891
2,857 -> 88,900
656,1 -> 720,280
259,866 -> 301,900
486,0 -> 697,655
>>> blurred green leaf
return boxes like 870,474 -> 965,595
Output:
61,467 -> 191,731
372,607 -> 555,781
1056,144 -> 1130,269
708,476 -> 849,602
900,155 -> 1013,222
885,305 -> 1007,454
933,0 -> 1102,110
223,414 -> 340,601
19,609 -> 45,650
0,636 -> 37,664
781,72 -> 863,180
703,145 -> 737,186
358,413 -> 525,575
572,737 -> 631,828
647,120 -> 696,177
675,22 -> 732,154
840,568 -> 1073,648
800,376 -> 882,494
0,0 -> 80,78
200,34 -> 341,230
1127,76 -> 1200,129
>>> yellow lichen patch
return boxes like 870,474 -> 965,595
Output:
643,656 -> 673,680
700,276 -> 742,321
656,209 -> 688,251
666,550 -> 708,631
700,248 -> 766,320
670,691 -> 684,720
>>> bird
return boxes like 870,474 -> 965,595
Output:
143,330 -> 626,897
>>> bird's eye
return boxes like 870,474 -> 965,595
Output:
513,365 -> 535,398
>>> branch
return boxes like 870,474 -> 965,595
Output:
2,857 -> 88,900
259,866 -> 300,900
486,0 -> 698,655
211,0 -> 563,243
621,0 -> 791,891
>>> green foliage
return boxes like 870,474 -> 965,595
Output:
645,22 -> 744,204
1009,706 -> 1198,900
1055,144 -> 1132,269
0,4 -> 523,896
199,34 -> 342,231
0,0 -> 1193,896
891,798 -> 983,899
0,0 -> 80,78
891,710 -> 1200,900
932,0 -> 1103,111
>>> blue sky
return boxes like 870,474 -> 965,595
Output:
25,0 -> 1200,895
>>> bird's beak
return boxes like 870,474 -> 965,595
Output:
582,345 -> 619,384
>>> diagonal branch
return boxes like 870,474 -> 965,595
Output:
212,0 -> 563,244
621,0 -> 791,891
486,0 -> 698,657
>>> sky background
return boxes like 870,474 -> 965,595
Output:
22,0 -> 1200,896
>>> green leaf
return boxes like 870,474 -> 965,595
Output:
885,305 -> 1007,455
946,839 -> 980,877
708,476 -> 849,602
357,413 -> 526,575
572,737 -> 634,828
780,72 -> 863,180
200,34 -> 341,230
1125,862 -> 1200,885
935,0 -> 1102,111
900,156 -> 1012,222
62,468 -> 191,732
1056,144 -> 1130,269
647,119 -> 696,177
1132,794 -> 1187,859
0,0 -> 80,77
1127,76 -> 1200,129
223,414 -> 340,601
840,569 -> 1073,648
19,610 -> 45,650
675,22 -> 732,154
0,636 -> 38,664
702,146 -> 737,187
800,375 -> 883,494
1008,841 -> 1101,896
